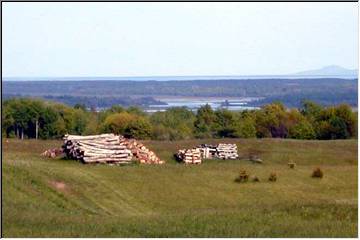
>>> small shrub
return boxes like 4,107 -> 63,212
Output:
312,167 -> 323,178
268,172 -> 277,182
251,175 -> 260,182
235,169 -> 249,183
288,162 -> 296,169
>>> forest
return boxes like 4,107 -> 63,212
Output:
3,78 -> 358,108
2,98 -> 357,141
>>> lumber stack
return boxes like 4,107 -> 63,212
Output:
62,134 -> 132,164
216,143 -> 239,159
197,144 -> 217,159
120,138 -> 164,164
176,148 -> 202,164
175,143 -> 239,163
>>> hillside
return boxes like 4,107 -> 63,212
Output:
296,65 -> 358,77
3,138 -> 358,237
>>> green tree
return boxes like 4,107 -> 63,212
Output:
315,105 -> 355,140
334,104 -> 357,138
255,103 -> 288,138
150,107 -> 195,140
213,109 -> 237,137
102,112 -> 137,135
124,117 -> 152,139
2,103 -> 14,137
300,100 -> 323,120
54,103 -> 76,134
288,120 -> 316,139
233,116 -> 257,138
84,112 -> 100,135
72,109 -> 89,135
151,125 -> 171,140
5,99 -> 44,139
38,106 -> 60,139
194,104 -> 216,138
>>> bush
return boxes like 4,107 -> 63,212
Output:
312,167 -> 323,178
268,172 -> 277,182
235,169 -> 249,183
288,162 -> 296,169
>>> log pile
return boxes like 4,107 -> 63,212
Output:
197,144 -> 217,159
62,134 -> 132,164
120,138 -> 164,164
176,143 -> 239,164
176,148 -> 202,164
216,143 -> 239,159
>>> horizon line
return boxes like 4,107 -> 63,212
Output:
3,72 -> 359,80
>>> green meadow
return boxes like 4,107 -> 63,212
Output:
2,138 -> 358,237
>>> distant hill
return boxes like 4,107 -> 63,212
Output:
4,65 -> 358,82
296,65 -> 358,77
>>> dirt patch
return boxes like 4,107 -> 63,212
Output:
49,180 -> 70,194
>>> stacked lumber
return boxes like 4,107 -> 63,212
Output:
175,143 -> 239,163
176,148 -> 202,164
120,138 -> 164,164
216,143 -> 239,160
197,144 -> 217,159
62,134 -> 132,164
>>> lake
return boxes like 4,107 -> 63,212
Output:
145,97 -> 262,112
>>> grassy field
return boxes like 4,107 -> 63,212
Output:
2,138 -> 358,237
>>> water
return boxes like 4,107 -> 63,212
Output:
145,97 -> 262,112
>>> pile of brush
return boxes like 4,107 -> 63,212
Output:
41,148 -> 63,158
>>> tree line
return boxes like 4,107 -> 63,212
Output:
4,78 -> 357,108
2,98 -> 357,140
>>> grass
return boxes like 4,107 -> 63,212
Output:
2,138 -> 358,237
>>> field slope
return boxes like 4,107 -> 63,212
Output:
2,138 -> 358,237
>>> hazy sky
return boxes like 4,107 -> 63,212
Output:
2,2 -> 358,77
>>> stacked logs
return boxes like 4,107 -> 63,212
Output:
62,134 -> 132,164
197,144 -> 217,159
176,143 -> 239,163
120,138 -> 164,164
176,148 -> 202,164
216,143 -> 239,160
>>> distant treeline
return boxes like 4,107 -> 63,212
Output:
3,78 -> 358,108
2,98 -> 357,141
253,90 -> 358,108
3,94 -> 166,109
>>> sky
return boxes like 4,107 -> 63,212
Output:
2,2 -> 358,77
